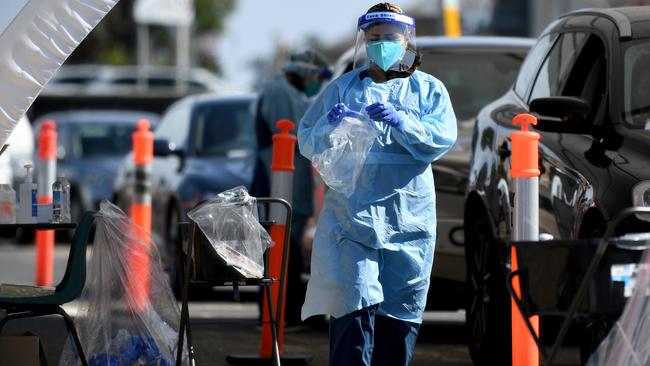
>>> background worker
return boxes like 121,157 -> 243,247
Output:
254,50 -> 332,325
298,3 -> 457,365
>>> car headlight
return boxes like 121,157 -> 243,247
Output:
632,181 -> 650,221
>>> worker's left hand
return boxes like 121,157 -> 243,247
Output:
366,102 -> 402,128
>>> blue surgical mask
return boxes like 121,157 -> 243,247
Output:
366,40 -> 405,71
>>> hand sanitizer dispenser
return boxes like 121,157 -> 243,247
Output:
18,161 -> 37,224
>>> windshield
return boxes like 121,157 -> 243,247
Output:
623,40 -> 650,129
72,123 -> 135,158
191,100 -> 256,157
419,50 -> 527,120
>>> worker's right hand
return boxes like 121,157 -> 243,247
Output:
327,103 -> 352,126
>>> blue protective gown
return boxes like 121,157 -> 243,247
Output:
258,75 -> 314,218
298,66 -> 457,323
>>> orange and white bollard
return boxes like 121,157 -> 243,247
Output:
127,119 -> 154,311
510,113 -> 540,366
35,120 -> 57,287
260,119 -> 295,360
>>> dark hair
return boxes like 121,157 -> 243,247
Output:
367,3 -> 404,13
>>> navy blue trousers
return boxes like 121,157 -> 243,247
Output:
329,305 -> 420,366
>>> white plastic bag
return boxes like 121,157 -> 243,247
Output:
312,114 -> 380,197
586,249 -> 650,366
59,201 -> 184,366
187,186 -> 272,279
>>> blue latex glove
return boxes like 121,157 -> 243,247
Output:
366,102 -> 402,127
327,103 -> 365,126
327,103 -> 349,126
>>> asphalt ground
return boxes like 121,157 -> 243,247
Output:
0,242 -> 582,366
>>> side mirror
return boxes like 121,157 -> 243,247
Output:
153,139 -> 184,158
529,97 -> 591,133
153,139 -> 173,157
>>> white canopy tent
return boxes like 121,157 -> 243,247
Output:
0,0 -> 119,147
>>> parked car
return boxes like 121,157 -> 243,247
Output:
328,36 -> 534,309
112,94 -> 258,285
33,110 -> 159,222
464,7 -> 650,364
44,64 -> 222,94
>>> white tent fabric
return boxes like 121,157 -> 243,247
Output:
0,0 -> 119,147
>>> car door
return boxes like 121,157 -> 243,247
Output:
527,32 -> 609,240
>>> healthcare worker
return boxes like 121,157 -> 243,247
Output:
254,49 -> 332,325
298,3 -> 457,365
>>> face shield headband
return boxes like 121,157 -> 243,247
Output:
354,12 -> 416,72
357,12 -> 416,30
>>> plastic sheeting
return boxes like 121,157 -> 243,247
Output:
587,249 -> 650,366
187,186 -> 272,279
59,201 -> 184,366
0,0 -> 119,147
311,115 -> 380,197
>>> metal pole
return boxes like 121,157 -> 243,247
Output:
137,23 -> 149,92
128,119 -> 154,312
260,119 -> 295,360
510,113 -> 540,366
35,120 -> 57,286
442,0 -> 462,37
513,178 -> 539,242
175,25 -> 190,94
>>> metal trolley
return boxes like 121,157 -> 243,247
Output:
508,207 -> 650,365
175,198 -> 292,366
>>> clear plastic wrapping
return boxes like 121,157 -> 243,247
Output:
59,201 -> 183,366
187,186 -> 272,279
312,114 -> 380,197
587,249 -> 650,366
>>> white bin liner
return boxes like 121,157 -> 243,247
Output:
59,201 -> 184,366
187,186 -> 272,279
312,114 -> 380,197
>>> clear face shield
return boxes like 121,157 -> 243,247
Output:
353,12 -> 416,72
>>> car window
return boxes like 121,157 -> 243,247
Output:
71,123 -> 135,158
528,32 -> 589,102
191,100 -> 256,157
419,49 -> 527,120
623,40 -> 650,129
155,102 -> 191,148
513,34 -> 555,99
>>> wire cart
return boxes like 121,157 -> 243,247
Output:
507,207 -> 650,365
175,197 -> 293,366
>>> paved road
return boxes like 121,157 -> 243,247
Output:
0,242 -> 581,366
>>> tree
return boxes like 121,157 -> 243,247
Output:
67,0 -> 236,73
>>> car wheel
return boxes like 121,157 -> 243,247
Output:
465,214 -> 511,365
163,204 -> 182,297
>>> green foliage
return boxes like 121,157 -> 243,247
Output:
67,0 -> 236,67
195,0 -> 236,33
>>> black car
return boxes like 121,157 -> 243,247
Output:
34,110 -> 159,221
113,94 -> 258,283
464,7 -> 650,365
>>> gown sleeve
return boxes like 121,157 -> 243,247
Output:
391,77 -> 457,163
297,81 -> 339,161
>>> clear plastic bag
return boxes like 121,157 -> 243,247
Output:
586,249 -> 650,366
312,114 -> 380,197
187,186 -> 272,279
59,201 -> 184,366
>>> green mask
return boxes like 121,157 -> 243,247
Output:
304,80 -> 323,97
